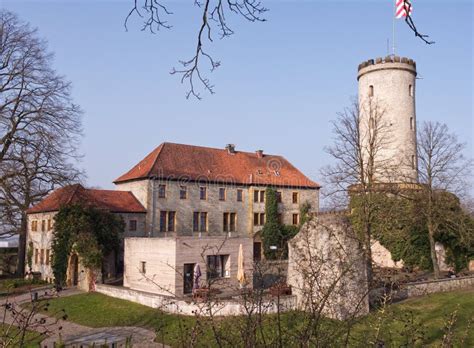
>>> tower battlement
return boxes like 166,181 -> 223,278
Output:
358,56 -> 417,80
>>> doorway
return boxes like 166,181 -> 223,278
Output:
183,263 -> 195,295
69,253 -> 79,286
253,242 -> 262,262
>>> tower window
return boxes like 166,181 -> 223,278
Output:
369,85 -> 374,97
411,155 -> 416,169
409,84 -> 414,97
410,117 -> 414,130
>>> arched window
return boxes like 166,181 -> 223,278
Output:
369,85 -> 374,97
410,117 -> 414,130
409,84 -> 414,97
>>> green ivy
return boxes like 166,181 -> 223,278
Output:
51,204 -> 124,286
260,188 -> 307,260
349,191 -> 474,272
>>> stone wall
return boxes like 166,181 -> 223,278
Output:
370,276 -> 474,305
124,236 -> 253,297
95,284 -> 296,316
115,179 -> 319,238
288,214 -> 370,320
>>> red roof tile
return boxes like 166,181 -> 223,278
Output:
114,143 -> 319,189
26,184 -> 146,214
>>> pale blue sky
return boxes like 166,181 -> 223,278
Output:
2,0 -> 473,193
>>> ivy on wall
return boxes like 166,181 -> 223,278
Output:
349,191 -> 474,271
260,188 -> 309,260
51,204 -> 124,286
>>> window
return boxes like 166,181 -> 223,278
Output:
253,212 -> 266,227
277,213 -> 283,224
237,189 -> 243,202
34,249 -> 39,264
158,184 -> 166,198
292,192 -> 299,204
31,220 -> 38,232
129,219 -> 137,231
160,211 -> 176,232
200,187 -> 207,200
409,84 -> 413,97
200,212 -> 208,232
194,212 -> 208,232
292,214 -> 299,225
207,255 -> 230,279
40,249 -> 44,265
168,211 -> 176,232
369,85 -> 374,97
230,213 -> 236,232
410,117 -> 414,130
276,192 -> 282,203
223,213 -> 237,232
140,261 -> 146,274
45,249 -> 50,265
259,190 -> 265,203
253,190 -> 265,203
159,211 -> 167,232
412,155 -> 416,170
47,219 -> 52,231
41,220 -> 46,232
179,186 -> 187,199
219,188 -> 226,201
193,212 -> 199,232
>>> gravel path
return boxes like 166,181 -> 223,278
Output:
0,287 -> 166,347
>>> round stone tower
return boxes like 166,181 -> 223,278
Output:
357,56 -> 418,183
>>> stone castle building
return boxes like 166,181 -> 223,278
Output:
25,143 -> 319,295
358,56 -> 418,183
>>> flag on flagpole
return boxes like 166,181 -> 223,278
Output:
395,0 -> 413,19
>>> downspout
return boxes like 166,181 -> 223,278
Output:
150,177 -> 156,237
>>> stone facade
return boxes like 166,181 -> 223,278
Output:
124,236 -> 253,297
26,211 -> 146,282
358,57 -> 418,183
288,214 -> 369,320
116,179 -> 319,239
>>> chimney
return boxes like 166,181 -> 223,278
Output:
225,144 -> 235,154
256,150 -> 264,158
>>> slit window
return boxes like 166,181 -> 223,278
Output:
410,117 -> 414,130
409,84 -> 413,97
140,261 -> 146,274
369,85 -> 374,97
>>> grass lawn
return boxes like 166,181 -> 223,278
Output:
0,324 -> 46,347
45,289 -> 474,347
0,278 -> 48,297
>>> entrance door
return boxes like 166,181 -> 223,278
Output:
254,242 -> 262,261
183,263 -> 195,295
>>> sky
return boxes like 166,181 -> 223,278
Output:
1,0 -> 473,196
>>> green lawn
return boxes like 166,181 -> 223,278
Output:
44,289 -> 474,347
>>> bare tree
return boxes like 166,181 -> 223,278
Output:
321,100 -> 394,286
126,0 -> 432,99
415,121 -> 473,278
0,10 -> 83,275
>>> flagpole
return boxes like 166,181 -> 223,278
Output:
392,0 -> 396,56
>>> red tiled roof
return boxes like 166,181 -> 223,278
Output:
114,143 -> 320,189
26,184 -> 146,214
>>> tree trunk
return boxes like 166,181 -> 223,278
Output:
16,214 -> 27,276
364,224 -> 374,287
